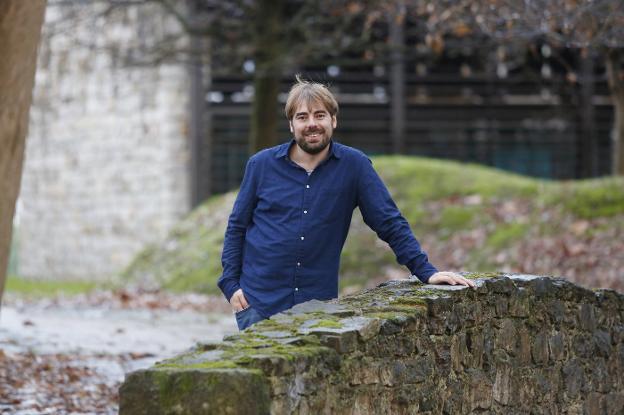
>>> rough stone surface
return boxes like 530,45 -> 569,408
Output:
18,2 -> 190,279
119,274 -> 624,414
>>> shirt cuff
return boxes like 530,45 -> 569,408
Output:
218,277 -> 241,303
407,259 -> 438,284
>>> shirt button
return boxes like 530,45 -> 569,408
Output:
306,185 -> 310,189
300,236 -> 305,240
303,210 -> 308,214
297,262 -> 301,266
295,287 -> 299,291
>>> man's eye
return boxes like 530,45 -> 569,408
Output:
316,114 -> 326,119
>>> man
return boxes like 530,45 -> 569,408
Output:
218,76 -> 475,331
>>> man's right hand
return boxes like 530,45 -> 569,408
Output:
229,288 -> 249,312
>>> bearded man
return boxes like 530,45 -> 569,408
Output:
218,76 -> 474,330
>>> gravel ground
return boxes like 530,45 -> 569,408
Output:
0,291 -> 238,414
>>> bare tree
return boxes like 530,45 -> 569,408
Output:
0,0 -> 47,307
409,0 -> 624,176
157,0 -> 384,153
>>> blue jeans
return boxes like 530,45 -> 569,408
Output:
235,306 -> 266,331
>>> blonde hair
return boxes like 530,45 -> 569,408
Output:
284,75 -> 339,120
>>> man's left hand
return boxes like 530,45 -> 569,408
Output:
428,271 -> 476,288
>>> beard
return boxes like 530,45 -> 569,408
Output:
295,128 -> 331,155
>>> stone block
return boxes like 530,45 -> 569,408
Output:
404,357 -> 434,384
587,358 -> 610,394
547,300 -> 566,326
379,319 -> 402,335
495,319 -> 516,354
529,277 -> 556,298
450,332 -> 467,372
579,303 -> 597,332
285,299 -> 354,317
445,309 -> 464,334
573,333 -> 596,358
548,331 -> 566,362
516,327 -> 532,366
119,368 -> 271,415
613,324 -> 624,344
465,368 -> 493,411
584,392 -> 603,415
464,329 -> 484,368
494,297 -> 509,317
425,296 -> 454,316
508,287 -> 530,318
350,357 -> 382,385
492,364 -> 512,405
316,332 -> 358,354
484,277 -> 515,295
593,330 -> 612,358
531,331 -> 549,365
562,359 -> 584,399
605,392 -> 624,415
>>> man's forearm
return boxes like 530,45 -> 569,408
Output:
219,224 -> 246,301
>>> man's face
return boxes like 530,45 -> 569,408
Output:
289,100 -> 337,155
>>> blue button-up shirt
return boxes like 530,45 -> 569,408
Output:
217,140 -> 438,318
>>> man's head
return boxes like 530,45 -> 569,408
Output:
285,75 -> 339,155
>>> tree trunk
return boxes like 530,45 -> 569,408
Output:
578,50 -> 597,177
0,1 -> 47,307
249,0 -> 283,154
389,2 -> 406,154
606,49 -> 624,176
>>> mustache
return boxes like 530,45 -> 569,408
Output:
304,127 -> 324,134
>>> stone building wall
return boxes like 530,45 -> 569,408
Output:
18,2 -> 191,279
120,274 -> 624,414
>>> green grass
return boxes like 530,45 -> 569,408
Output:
487,223 -> 531,249
5,275 -> 98,298
549,177 -> 624,219
438,206 -> 477,232
373,156 -> 541,202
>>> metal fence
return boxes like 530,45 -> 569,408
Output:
205,70 -> 613,196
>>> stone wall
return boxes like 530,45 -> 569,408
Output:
119,274 -> 624,414
18,2 -> 191,279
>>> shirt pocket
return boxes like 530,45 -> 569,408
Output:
315,186 -> 347,225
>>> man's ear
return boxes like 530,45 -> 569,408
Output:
289,120 -> 294,133
332,115 -> 337,129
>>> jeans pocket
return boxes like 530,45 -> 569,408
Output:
235,306 -> 265,331
235,306 -> 251,315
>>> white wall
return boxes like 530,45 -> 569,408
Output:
19,2 -> 192,279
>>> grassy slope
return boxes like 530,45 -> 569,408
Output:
5,275 -> 98,298
121,156 -> 624,294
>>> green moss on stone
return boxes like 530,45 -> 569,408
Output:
463,271 -> 503,279
310,319 -> 343,329
157,360 -> 239,370
391,297 -> 428,307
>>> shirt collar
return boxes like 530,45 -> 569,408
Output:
274,139 -> 342,159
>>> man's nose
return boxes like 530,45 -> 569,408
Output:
306,117 -> 318,128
